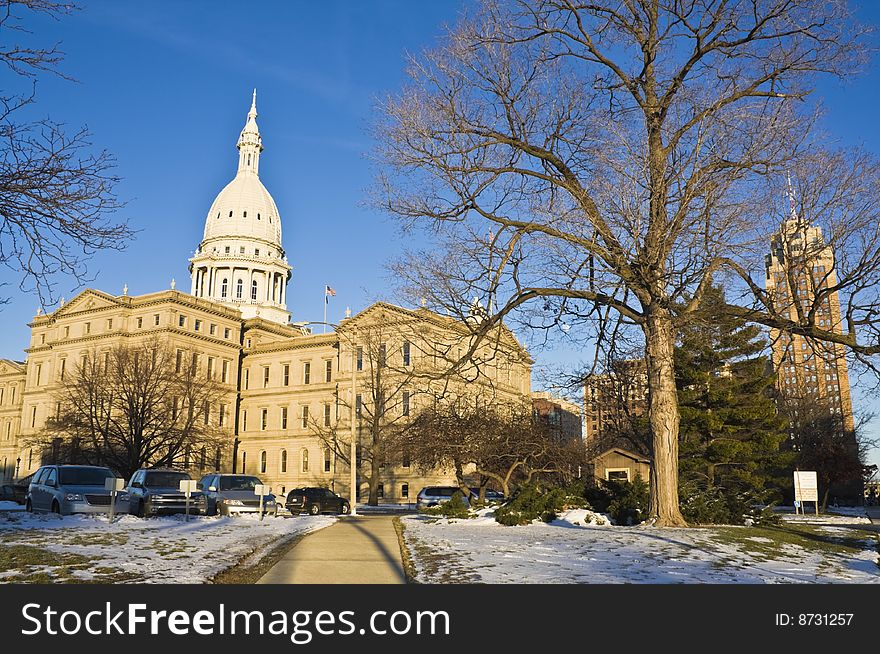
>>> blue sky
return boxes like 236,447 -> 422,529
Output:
2,1 -> 879,471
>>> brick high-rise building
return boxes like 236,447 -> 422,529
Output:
583,359 -> 648,448
764,183 -> 855,443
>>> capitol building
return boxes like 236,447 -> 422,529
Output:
0,93 -> 532,502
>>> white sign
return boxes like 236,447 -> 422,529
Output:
793,471 -> 818,502
104,478 -> 125,492
179,479 -> 198,496
254,484 -> 268,496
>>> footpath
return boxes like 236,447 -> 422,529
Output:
256,515 -> 406,584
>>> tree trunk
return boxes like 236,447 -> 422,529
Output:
645,309 -> 688,527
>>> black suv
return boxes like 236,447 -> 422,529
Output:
126,468 -> 206,517
286,487 -> 350,515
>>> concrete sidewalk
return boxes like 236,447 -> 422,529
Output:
256,515 -> 406,584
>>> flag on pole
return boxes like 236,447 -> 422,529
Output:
325,285 -> 336,304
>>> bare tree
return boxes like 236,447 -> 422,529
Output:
309,327 -> 418,505
29,339 -> 229,479
374,0 -> 879,525
403,397 -> 582,499
0,1 -> 130,306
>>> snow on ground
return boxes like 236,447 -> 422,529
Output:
0,512 -> 335,583
782,513 -> 872,526
825,507 -> 870,519
402,510 -> 880,584
0,502 -> 23,512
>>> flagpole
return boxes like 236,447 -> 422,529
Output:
323,290 -> 327,334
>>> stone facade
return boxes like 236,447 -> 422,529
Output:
0,94 -> 533,504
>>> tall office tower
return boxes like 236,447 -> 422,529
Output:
764,180 -> 854,445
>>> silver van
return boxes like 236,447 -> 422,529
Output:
25,465 -> 122,515
416,486 -> 465,509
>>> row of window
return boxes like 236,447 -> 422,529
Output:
0,385 -> 16,406
43,313 -> 235,343
174,314 -> 233,340
216,210 -> 274,225
241,392 -> 412,432
174,350 -> 234,384
244,361 -> 334,389
241,447 -> 330,475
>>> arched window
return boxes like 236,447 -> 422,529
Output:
228,210 -> 233,217
257,213 -> 261,221
260,450 -> 267,474
236,279 -> 243,299
221,278 -> 228,299
251,280 -> 258,300
301,448 -> 309,473
280,449 -> 287,473
243,211 -> 247,218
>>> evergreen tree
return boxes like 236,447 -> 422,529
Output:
674,285 -> 791,519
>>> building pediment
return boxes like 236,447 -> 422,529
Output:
0,360 -> 25,377
48,289 -> 121,318
340,301 -> 531,363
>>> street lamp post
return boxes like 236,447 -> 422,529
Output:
349,332 -> 358,516
303,321 -> 358,517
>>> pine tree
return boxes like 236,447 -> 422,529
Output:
675,285 -> 791,518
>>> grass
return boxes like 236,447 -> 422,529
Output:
0,544 -> 142,583
393,516 -> 418,584
210,531 -> 310,584
699,522 -> 880,571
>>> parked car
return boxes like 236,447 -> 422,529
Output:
25,465 -> 124,515
416,486 -> 465,509
126,468 -> 206,517
1,484 -> 17,502
469,487 -> 505,503
10,472 -> 34,504
285,487 -> 350,515
197,473 -> 278,517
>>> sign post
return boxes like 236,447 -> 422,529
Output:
793,470 -> 819,516
104,477 -> 125,522
179,479 -> 197,522
254,484 -> 268,521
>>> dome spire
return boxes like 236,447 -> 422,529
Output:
237,88 -> 263,176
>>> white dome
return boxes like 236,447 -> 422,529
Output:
203,173 -> 282,246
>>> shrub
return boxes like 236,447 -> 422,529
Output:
605,475 -> 649,525
679,482 -> 782,526
579,476 -> 649,525
420,491 -> 471,519
494,483 -> 589,526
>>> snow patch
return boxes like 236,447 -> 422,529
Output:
0,512 -> 336,583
